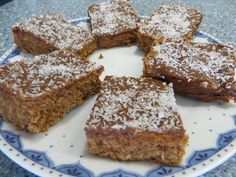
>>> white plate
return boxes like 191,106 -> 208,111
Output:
0,18 -> 235,177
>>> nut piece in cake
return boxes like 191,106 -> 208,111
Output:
137,3 -> 203,52
144,40 -> 236,102
0,51 -> 104,132
12,14 -> 96,59
85,76 -> 188,165
88,0 -> 140,48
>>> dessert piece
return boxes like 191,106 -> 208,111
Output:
88,0 -> 140,48
0,51 -> 104,132
144,40 -> 236,102
85,76 -> 188,165
137,3 -> 203,52
12,14 -> 96,59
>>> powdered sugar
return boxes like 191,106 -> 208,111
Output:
88,0 -> 139,35
13,14 -> 94,51
86,76 -> 183,133
139,4 -> 202,39
0,51 -> 102,98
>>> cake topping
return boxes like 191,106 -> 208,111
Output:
86,76 -> 183,133
0,51 -> 102,98
13,14 -> 94,51
88,0 -> 139,35
139,4 -> 202,39
149,40 -> 235,86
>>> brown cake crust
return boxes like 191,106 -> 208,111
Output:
85,76 -> 188,165
144,40 -> 236,102
12,14 -> 96,59
0,51 -> 104,132
137,3 -> 203,52
88,0 -> 140,48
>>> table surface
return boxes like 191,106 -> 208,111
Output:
0,0 -> 236,176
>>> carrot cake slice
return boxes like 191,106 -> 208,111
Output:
137,3 -> 202,52
144,40 -> 236,102
0,51 -> 104,132
12,14 -> 96,59
88,0 -> 140,48
85,76 -> 188,165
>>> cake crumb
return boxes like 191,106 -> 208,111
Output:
98,53 -> 104,59
143,19 -> 149,24
127,42 -> 132,47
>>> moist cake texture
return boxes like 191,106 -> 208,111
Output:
0,51 -> 104,132
144,40 -> 236,102
137,3 -> 202,52
12,14 -> 96,59
85,76 -> 188,165
88,0 -> 140,48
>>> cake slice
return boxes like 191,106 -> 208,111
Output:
144,40 -> 236,102
85,76 -> 188,165
12,14 -> 96,59
88,0 -> 140,48
137,3 -> 203,52
0,51 -> 104,132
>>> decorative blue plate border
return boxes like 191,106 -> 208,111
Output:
0,18 -> 235,177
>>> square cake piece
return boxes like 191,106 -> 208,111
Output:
144,40 -> 236,102
12,14 -> 96,59
85,76 -> 188,165
88,0 -> 140,48
137,3 -> 203,52
0,51 -> 104,132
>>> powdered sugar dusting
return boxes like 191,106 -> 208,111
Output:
139,4 -> 202,39
88,0 -> 139,35
13,14 -> 94,51
0,51 -> 102,98
86,76 -> 183,133
149,41 -> 235,87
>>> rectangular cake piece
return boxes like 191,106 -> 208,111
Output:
144,40 -> 236,102
12,14 -> 96,59
137,3 -> 203,52
85,76 -> 188,165
88,0 -> 140,48
0,51 -> 104,132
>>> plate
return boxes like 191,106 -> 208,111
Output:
0,17 -> 236,177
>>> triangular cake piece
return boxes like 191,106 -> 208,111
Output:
12,14 -> 96,59
144,40 -> 236,102
0,51 -> 104,132
85,76 -> 188,165
137,3 -> 202,52
88,0 -> 140,48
